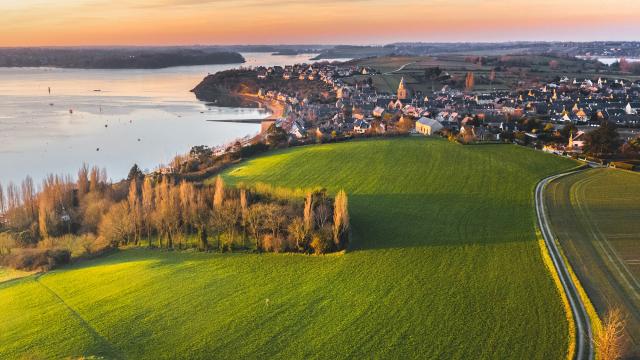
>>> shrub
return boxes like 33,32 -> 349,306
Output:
0,248 -> 71,271
0,233 -> 16,255
310,227 -> 333,255
262,234 -> 289,253
37,233 -> 109,257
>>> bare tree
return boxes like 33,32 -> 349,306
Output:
152,177 -> 180,248
315,192 -> 330,230
192,191 -> 211,250
89,166 -> 100,193
128,178 -> 142,245
263,203 -> 286,240
239,188 -> 249,248
595,307 -> 627,360
77,164 -> 90,199
247,203 -> 267,250
178,181 -> 196,248
288,217 -> 307,251
99,202 -> 133,246
213,176 -> 225,210
303,192 -> 314,233
219,200 -> 240,251
141,176 -> 154,246
38,175 -> 74,238
21,176 -> 37,224
332,190 -> 349,248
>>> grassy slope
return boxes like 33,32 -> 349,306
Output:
0,138 -> 576,359
545,168 -> 640,356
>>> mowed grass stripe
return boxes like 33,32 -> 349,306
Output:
1,138 -> 576,359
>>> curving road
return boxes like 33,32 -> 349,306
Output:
535,170 -> 594,360
383,62 -> 415,75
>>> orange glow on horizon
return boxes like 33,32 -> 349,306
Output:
3,0 -> 640,46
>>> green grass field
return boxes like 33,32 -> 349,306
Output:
545,168 -> 640,357
0,138 -> 577,359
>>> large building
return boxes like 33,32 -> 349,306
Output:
415,117 -> 443,136
397,77 -> 408,100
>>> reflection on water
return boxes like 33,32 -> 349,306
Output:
576,56 -> 640,66
0,53 -> 326,185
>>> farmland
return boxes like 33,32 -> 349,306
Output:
346,54 -> 640,94
0,138 -> 577,359
544,168 -> 640,357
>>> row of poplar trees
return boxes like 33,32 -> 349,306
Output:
103,175 -> 350,254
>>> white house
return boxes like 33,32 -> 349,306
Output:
415,117 -> 443,136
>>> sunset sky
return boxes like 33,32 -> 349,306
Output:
3,0 -> 640,46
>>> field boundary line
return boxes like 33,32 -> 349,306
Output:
34,274 -> 123,359
536,169 -> 596,360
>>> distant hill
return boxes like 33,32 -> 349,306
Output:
311,45 -> 395,60
0,47 -> 245,69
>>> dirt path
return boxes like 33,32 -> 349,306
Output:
383,62 -> 415,75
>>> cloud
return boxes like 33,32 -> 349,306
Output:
111,0 -> 377,10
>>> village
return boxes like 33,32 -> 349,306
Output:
210,60 -> 640,160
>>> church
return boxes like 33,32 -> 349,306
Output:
397,77 -> 409,100
386,77 -> 414,111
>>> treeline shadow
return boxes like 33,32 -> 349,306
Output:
346,192 -> 536,251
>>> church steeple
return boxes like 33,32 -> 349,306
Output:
568,130 -> 574,149
397,77 -> 408,100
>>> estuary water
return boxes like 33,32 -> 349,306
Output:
0,53 -> 323,186
576,56 -> 640,65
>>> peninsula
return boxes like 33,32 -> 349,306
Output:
0,47 -> 245,69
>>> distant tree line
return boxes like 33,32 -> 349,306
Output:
0,48 -> 245,69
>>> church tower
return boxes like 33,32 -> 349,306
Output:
397,77 -> 408,100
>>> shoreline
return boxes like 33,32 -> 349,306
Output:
238,93 -> 285,121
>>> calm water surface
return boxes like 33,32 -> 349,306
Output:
576,56 -> 640,65
0,53 -> 330,185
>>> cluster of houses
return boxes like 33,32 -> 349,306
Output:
255,62 -> 376,87
218,61 -> 640,156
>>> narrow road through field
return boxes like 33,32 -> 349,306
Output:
383,62 -> 415,75
535,170 -> 594,360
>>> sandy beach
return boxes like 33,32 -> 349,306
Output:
240,93 -> 285,120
